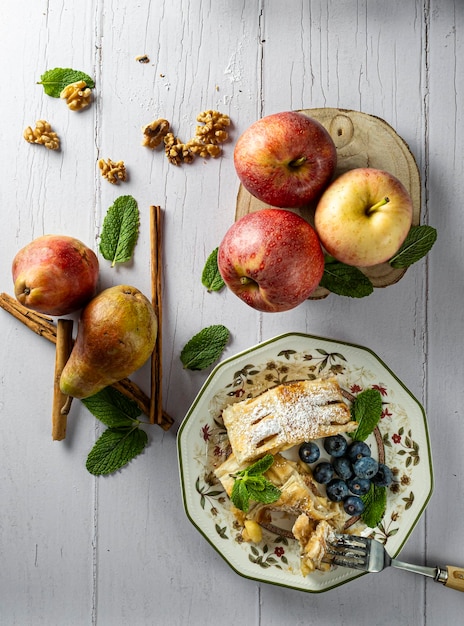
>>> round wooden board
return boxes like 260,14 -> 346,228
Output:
235,108 -> 421,299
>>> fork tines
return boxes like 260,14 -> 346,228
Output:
326,533 -> 370,570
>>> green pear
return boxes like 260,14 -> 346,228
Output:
60,285 -> 157,399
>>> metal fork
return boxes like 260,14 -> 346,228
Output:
327,533 -> 464,592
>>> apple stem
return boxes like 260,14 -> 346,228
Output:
288,156 -> 307,169
240,276 -> 253,285
367,196 -> 390,215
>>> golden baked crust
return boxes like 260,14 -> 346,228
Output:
222,377 -> 356,465
215,452 -> 345,574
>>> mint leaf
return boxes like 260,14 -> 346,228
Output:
99,195 -> 140,266
350,389 -> 383,441
202,248 -> 225,292
361,484 -> 387,528
81,387 -> 141,429
247,480 -> 281,504
230,454 -> 281,512
38,67 -> 95,97
244,453 -> 275,476
231,479 -> 250,512
86,427 -> 148,475
180,324 -> 230,370
320,259 -> 374,298
389,225 -> 437,268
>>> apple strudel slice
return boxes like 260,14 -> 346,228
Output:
215,452 -> 346,574
222,377 -> 356,465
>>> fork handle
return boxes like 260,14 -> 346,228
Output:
441,566 -> 464,592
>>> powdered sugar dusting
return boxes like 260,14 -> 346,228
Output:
222,378 -> 356,464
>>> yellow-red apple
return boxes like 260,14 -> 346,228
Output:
12,234 -> 99,316
314,168 -> 413,267
218,209 -> 324,312
234,111 -> 337,208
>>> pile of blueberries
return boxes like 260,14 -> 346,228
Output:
299,434 -> 393,517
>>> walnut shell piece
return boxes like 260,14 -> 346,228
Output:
142,119 -> 171,149
98,158 -> 127,184
60,80 -> 93,111
23,120 -> 60,150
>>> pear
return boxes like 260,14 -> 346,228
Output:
60,285 -> 157,399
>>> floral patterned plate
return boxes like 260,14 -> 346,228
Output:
177,332 -> 433,593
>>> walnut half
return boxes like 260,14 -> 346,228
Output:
98,158 -> 127,184
142,119 -> 170,149
23,120 -> 60,150
60,81 -> 92,111
195,110 -> 230,145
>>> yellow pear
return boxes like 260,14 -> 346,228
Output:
60,285 -> 157,399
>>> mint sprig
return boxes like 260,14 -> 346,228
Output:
99,195 -> 140,266
180,324 -> 230,370
81,387 -> 148,475
389,225 -> 437,268
230,454 -> 281,513
349,388 -> 383,441
38,67 -> 95,97
320,257 -> 374,298
202,248 -> 225,292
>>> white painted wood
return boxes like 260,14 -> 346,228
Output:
0,0 -> 463,624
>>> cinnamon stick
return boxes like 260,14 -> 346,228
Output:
0,292 -> 173,430
52,319 -> 74,440
149,205 -> 164,425
0,292 -> 57,343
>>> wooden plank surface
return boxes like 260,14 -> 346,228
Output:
0,1 -> 463,624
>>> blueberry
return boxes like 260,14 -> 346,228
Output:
353,456 -> 379,480
313,462 -> 334,484
332,456 -> 353,481
372,463 -> 393,487
323,434 -> 348,458
347,441 -> 371,462
347,476 -> 371,495
326,478 -> 349,502
343,495 -> 365,516
299,441 -> 320,464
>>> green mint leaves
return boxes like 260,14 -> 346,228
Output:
99,195 -> 140,266
349,388 -> 383,441
230,454 -> 281,513
361,483 -> 388,528
38,67 -> 95,97
180,325 -> 230,370
81,387 -> 148,475
348,388 -> 386,527
320,258 -> 374,298
202,248 -> 225,292
389,225 -> 437,268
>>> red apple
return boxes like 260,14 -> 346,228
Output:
234,111 -> 337,208
314,168 -> 413,267
218,209 -> 324,312
12,234 -> 99,316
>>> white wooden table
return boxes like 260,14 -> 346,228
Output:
1,1 -> 463,624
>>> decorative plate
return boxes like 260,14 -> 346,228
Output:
177,333 -> 433,593
235,108 -> 422,299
